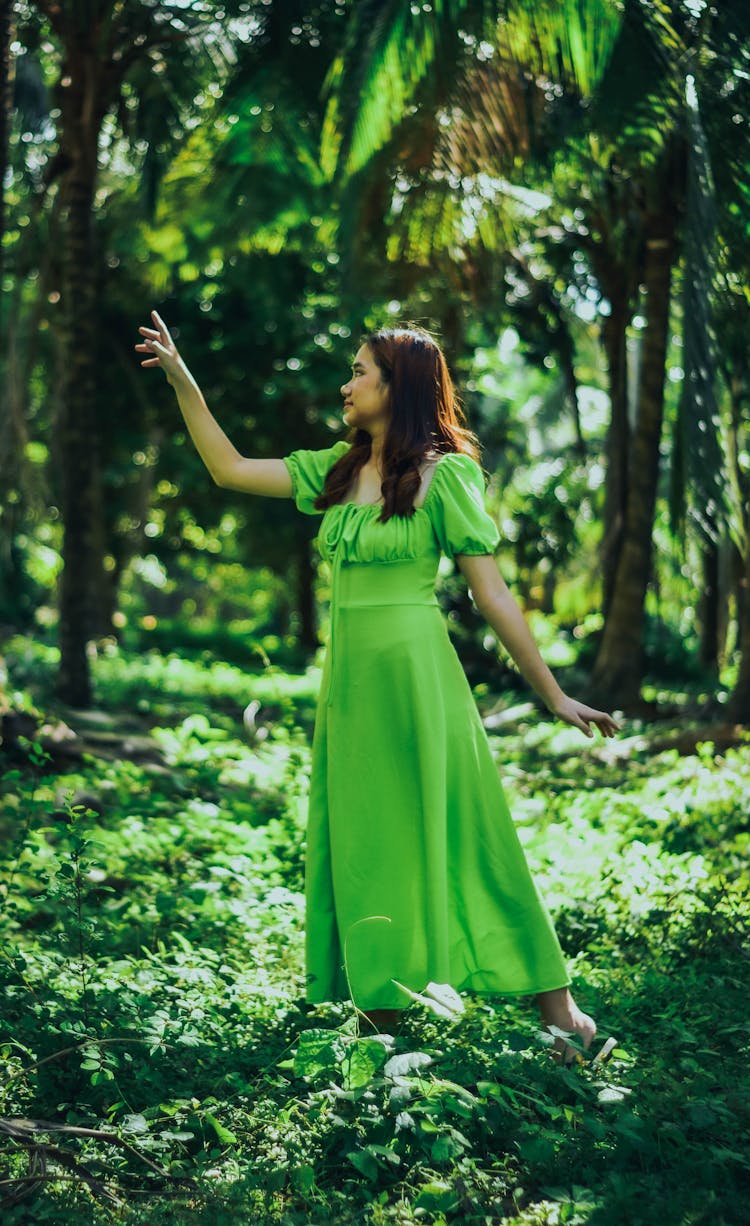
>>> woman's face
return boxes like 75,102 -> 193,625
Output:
340,344 -> 390,431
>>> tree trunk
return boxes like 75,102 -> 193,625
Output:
586,173 -> 646,622
54,45 -> 105,706
588,219 -> 677,709
726,532 -> 750,721
297,543 -> 318,653
0,0 -> 15,296
55,162 -> 100,705
598,291 -> 631,617
540,564 -> 555,615
698,536 -> 719,675
720,537 -> 743,666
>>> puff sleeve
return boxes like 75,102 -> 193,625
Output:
427,452 -> 501,559
282,439 -> 351,515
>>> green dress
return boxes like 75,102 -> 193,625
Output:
282,439 -> 571,1011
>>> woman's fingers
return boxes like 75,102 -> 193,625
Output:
561,701 -> 622,739
135,311 -> 171,344
583,705 -> 621,731
135,311 -> 176,366
134,330 -> 163,363
136,335 -> 167,360
151,309 -> 173,344
134,311 -> 183,383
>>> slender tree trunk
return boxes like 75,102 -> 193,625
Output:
726,525 -> 750,719
598,291 -> 631,617
540,565 -> 555,616
698,536 -> 719,674
726,533 -> 750,721
54,41 -> 106,705
587,220 -> 677,708
0,0 -> 15,297
715,536 -> 733,671
721,381 -> 748,711
731,535 -> 746,658
56,162 -> 101,704
297,545 -> 318,652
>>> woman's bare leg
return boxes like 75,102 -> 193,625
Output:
358,1007 -> 402,1036
535,986 -> 597,1064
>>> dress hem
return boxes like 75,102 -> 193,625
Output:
304,980 -> 573,1008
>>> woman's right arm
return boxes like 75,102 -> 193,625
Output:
135,309 -> 293,497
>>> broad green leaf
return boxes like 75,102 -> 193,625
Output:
204,1112 -> 238,1145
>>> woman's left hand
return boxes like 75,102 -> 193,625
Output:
549,694 -> 623,739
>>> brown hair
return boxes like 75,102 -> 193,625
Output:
314,324 -> 484,522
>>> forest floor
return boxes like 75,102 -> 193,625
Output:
1,634 -> 748,1225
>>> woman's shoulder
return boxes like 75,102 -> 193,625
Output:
429,450 -> 487,489
423,451 -> 499,557
282,437 -> 353,514
283,437 -> 351,467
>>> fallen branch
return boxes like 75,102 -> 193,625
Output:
0,1115 -> 198,1210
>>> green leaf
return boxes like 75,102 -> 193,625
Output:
290,1164 -> 315,1192
293,1028 -> 346,1079
383,1051 -> 432,1078
414,1180 -> 460,1212
204,1112 -> 238,1145
347,1149 -> 379,1180
442,1091 -> 475,1119
431,1130 -> 469,1162
341,1037 -> 388,1090
365,1143 -> 401,1167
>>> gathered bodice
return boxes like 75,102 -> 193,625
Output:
314,500 -> 440,567
281,440 -> 502,568
281,441 -> 503,706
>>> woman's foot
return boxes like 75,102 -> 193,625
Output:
535,987 -> 597,1065
358,1007 -> 402,1036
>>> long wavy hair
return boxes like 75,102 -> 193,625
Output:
313,324 -> 485,522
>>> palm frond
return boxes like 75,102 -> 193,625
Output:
586,0 -> 683,143
320,0 -> 623,185
498,0 -> 623,99
671,68 -> 744,555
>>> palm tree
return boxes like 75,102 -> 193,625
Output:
22,0 -> 240,705
584,5 -> 747,708
316,0 -> 750,711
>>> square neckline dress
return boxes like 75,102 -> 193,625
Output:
282,439 -> 571,1011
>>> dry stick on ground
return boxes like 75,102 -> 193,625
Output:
0,1116 -> 199,1210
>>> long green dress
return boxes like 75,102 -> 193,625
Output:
282,439 -> 571,1011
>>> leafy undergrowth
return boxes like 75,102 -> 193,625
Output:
1,639 -> 748,1224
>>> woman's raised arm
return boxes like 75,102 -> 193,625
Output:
135,308 -> 293,497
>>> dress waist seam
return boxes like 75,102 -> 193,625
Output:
335,601 -> 440,609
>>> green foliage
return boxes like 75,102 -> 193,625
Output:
1,642 -> 749,1223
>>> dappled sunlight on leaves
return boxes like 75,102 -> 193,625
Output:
1,645 -> 748,1221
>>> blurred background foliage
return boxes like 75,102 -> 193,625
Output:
2,0 -> 750,717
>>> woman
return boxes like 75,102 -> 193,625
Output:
136,311 -> 621,1066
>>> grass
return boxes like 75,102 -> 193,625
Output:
0,635 -> 748,1224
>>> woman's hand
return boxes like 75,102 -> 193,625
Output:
134,309 -> 186,385
549,694 -> 622,739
